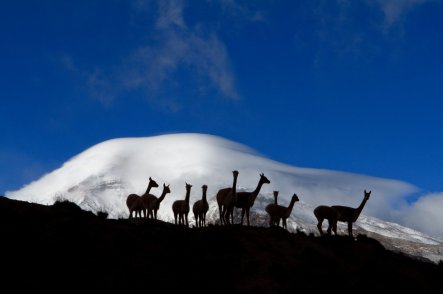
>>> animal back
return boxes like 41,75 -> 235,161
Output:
192,200 -> 202,214
144,194 -> 158,209
126,194 -> 140,208
216,187 -> 231,205
235,192 -> 250,208
331,205 -> 353,221
173,200 -> 189,213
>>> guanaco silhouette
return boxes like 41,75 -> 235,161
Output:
142,183 -> 171,220
313,205 -> 340,236
192,185 -> 209,228
330,190 -> 371,238
217,170 -> 239,225
273,191 -> 279,205
267,191 -> 280,226
234,173 -> 271,226
265,194 -> 299,229
172,183 -> 192,227
126,177 -> 159,219
314,190 -> 371,237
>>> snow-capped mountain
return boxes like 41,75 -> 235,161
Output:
5,133 -> 442,263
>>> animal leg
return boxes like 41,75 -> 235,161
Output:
218,204 -> 224,225
316,219 -> 324,235
240,209 -> 245,225
326,219 -> 332,235
246,209 -> 250,226
332,220 -> 338,235
348,221 -> 353,238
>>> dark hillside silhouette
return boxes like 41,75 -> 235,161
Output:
0,196 -> 442,294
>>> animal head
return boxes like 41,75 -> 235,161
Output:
260,173 -> 271,184
364,190 -> 371,200
232,170 -> 239,177
292,194 -> 300,202
149,177 -> 159,188
273,191 -> 279,197
163,183 -> 171,194
202,185 -> 208,192
185,182 -> 192,190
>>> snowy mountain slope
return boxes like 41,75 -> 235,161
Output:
5,133 -> 442,263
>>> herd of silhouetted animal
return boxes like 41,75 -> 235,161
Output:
126,170 -> 371,237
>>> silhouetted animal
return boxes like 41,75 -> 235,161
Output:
273,191 -> 279,205
265,194 -> 299,229
331,190 -> 371,238
235,173 -> 271,226
142,183 -> 171,220
192,185 -> 209,228
126,177 -> 159,219
216,170 -> 239,225
218,170 -> 239,225
172,183 -> 192,227
313,205 -> 340,236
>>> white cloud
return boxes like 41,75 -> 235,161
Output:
375,0 -> 429,29
124,0 -> 239,101
5,133 -> 419,227
76,0 -> 240,108
156,0 -> 186,29
396,192 -> 443,237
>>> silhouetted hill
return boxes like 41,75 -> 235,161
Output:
0,197 -> 441,293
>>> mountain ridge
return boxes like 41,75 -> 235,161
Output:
0,196 -> 442,293
5,133 -> 441,263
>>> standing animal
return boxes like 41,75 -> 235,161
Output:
273,191 -> 279,205
235,173 -> 271,226
313,205 -> 340,236
265,194 -> 299,229
126,177 -> 159,219
142,183 -> 171,220
192,185 -> 209,227
172,183 -> 192,227
331,190 -> 371,238
217,170 -> 239,225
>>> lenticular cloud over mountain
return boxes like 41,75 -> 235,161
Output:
6,133 -> 414,220
6,133 -> 443,262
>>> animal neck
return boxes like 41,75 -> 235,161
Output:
185,189 -> 191,204
354,197 -> 368,219
232,175 -> 238,194
286,198 -> 297,217
252,179 -> 265,198
158,190 -> 168,203
145,183 -> 154,195
202,190 -> 207,203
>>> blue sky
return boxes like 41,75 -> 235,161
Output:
1,0 -> 443,198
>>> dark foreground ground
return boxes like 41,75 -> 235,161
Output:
0,197 -> 442,293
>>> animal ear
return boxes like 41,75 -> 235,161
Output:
364,189 -> 367,193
